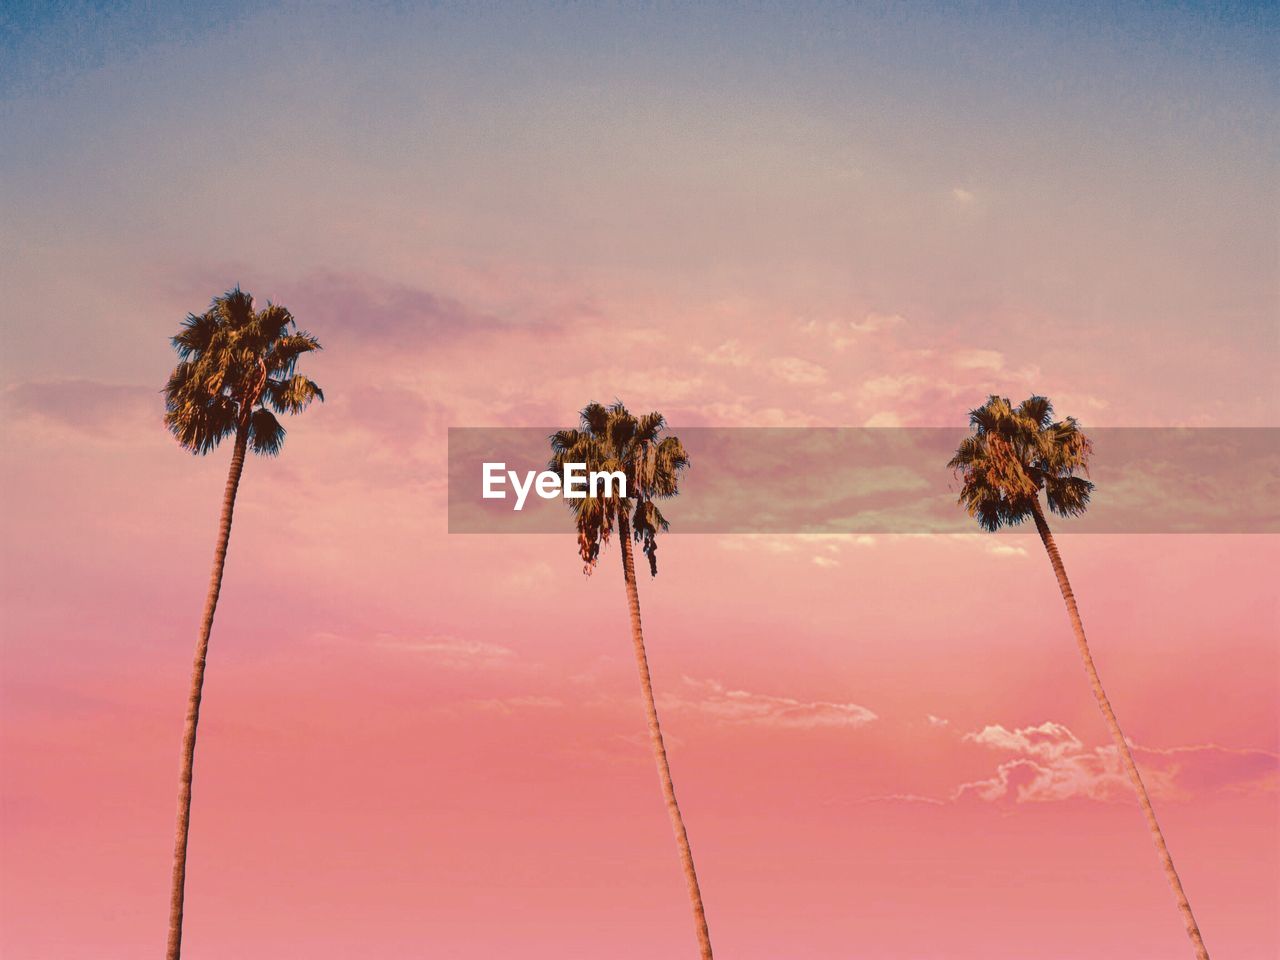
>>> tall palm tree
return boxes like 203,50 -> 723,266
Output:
550,401 -> 713,959
948,394 -> 1209,960
162,288 -> 323,960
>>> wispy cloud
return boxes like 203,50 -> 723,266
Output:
470,695 -> 563,713
769,356 -> 828,385
844,719 -> 1278,808
852,793 -> 947,807
804,312 -> 905,350
718,533 -> 876,557
277,270 -> 561,351
952,348 -> 1005,372
2,379 -> 156,440
699,339 -> 752,367
662,677 -> 877,730
316,632 -> 517,669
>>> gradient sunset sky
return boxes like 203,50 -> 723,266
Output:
2,2 -> 1277,958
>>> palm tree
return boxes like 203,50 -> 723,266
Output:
948,394 -> 1209,960
162,288 -> 323,960
550,402 -> 713,959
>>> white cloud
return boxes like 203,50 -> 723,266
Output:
770,356 -> 829,385
471,695 -> 563,713
943,534 -> 1032,558
851,312 -> 905,335
502,561 -> 554,590
951,187 -> 976,205
985,542 -> 1028,558
955,721 -> 1279,804
663,677 -> 877,730
718,533 -> 876,557
349,633 -> 518,669
701,339 -> 752,367
965,721 -> 1083,761
859,374 -> 924,402
953,349 -> 1005,372
853,793 -> 946,807
863,411 -> 902,428
698,401 -> 814,427
803,312 -> 905,350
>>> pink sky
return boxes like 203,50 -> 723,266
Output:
2,3 -> 1277,958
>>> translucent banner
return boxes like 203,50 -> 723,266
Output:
448,428 -> 1280,534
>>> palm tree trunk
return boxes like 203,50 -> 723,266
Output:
166,425 -> 249,960
1030,498 -> 1209,960
617,514 -> 714,960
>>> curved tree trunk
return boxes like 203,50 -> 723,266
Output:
1030,498 -> 1209,960
166,426 -> 249,960
617,515 -> 714,960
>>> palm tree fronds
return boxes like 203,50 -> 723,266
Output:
171,312 -> 220,359
164,288 -> 323,457
553,400 -> 688,576
247,408 -> 285,456
948,393 -> 1093,529
164,394 -> 238,455
265,375 -> 324,414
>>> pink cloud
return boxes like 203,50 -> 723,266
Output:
275,271 -> 507,348
661,677 -> 877,730
955,721 -> 1279,804
2,379 -> 157,439
315,632 -> 519,670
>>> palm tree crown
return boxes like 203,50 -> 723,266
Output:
164,287 -> 323,456
549,400 -> 690,575
947,394 -> 1093,531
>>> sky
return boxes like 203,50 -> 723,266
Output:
1,2 -> 1277,958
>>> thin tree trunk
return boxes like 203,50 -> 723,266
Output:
1030,498 -> 1209,960
166,426 -> 249,960
617,515 -> 714,960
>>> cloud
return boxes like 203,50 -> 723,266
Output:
951,187 -> 976,205
854,793 -> 947,807
804,312 -> 906,350
1141,742 -> 1280,795
984,542 -> 1028,557
317,632 -> 517,669
860,373 -> 925,402
500,561 -> 555,592
955,721 -> 1279,804
700,339 -> 751,367
966,721 -> 1084,759
718,533 -> 876,557
2,379 -> 157,439
952,349 -> 1005,372
851,312 -> 905,335
332,383 -> 448,451
938,534 -> 1032,557
863,412 -> 902,427
470,695 -> 563,713
279,271 -> 541,349
662,677 -> 877,730
682,401 -> 814,427
769,356 -> 828,385
1089,442 -> 1280,534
